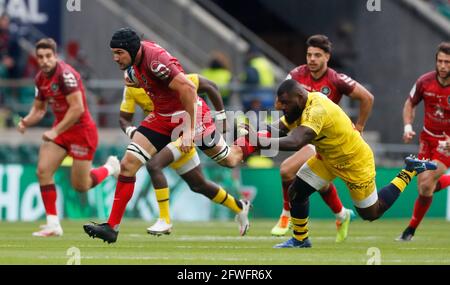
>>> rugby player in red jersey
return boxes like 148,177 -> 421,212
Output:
17,38 -> 120,237
398,42 -> 450,241
83,28 -> 249,243
268,35 -> 374,241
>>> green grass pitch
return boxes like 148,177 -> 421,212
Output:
1,219 -> 449,265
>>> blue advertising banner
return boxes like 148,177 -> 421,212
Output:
0,0 -> 61,42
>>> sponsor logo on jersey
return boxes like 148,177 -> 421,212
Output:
321,86 -> 331,95
51,83 -> 59,93
63,71 -> 78,88
151,61 -> 170,80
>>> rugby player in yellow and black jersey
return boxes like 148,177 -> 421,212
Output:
249,79 -> 437,248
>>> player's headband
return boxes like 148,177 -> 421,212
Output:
110,28 -> 141,66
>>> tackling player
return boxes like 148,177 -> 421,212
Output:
250,79 -> 437,248
269,35 -> 374,242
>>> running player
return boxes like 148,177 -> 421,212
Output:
397,42 -> 450,241
120,70 -> 247,235
17,38 -> 120,237
83,28 -> 249,243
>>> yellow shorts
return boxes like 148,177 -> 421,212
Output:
297,148 -> 378,208
167,141 -> 200,175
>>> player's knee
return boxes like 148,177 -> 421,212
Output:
124,142 -> 151,174
288,178 -> 317,204
185,174 -> 207,193
280,161 -> 295,180
217,156 -> 236,168
358,210 -> 380,222
145,159 -> 161,174
72,181 -> 90,193
36,166 -> 51,181
189,184 -> 202,194
361,214 -> 379,222
119,155 -> 140,175
418,181 -> 435,196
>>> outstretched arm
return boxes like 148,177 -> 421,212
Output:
259,125 -> 317,151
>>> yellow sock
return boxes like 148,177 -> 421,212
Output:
155,188 -> 170,223
292,217 -> 309,241
391,169 -> 415,192
212,187 -> 242,214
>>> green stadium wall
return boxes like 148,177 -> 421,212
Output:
0,164 -> 449,221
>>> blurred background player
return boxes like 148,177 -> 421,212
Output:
398,42 -> 450,241
201,51 -> 233,107
249,79 -> 436,248
270,35 -> 374,242
240,46 -> 275,112
83,28 -> 249,243
120,69 -> 249,236
17,38 -> 120,237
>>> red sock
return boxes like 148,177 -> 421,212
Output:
90,166 -> 109,187
319,183 -> 343,214
107,175 -> 136,229
435,175 -> 450,192
409,195 -> 433,229
40,184 -> 57,216
281,180 -> 293,211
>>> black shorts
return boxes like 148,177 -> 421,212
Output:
137,126 -> 172,152
138,126 -> 222,152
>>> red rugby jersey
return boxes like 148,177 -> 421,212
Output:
287,64 -> 356,103
409,71 -> 450,136
35,60 -> 93,126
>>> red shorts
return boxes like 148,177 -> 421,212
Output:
140,100 -> 216,141
418,131 -> 450,167
53,122 -> 98,161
